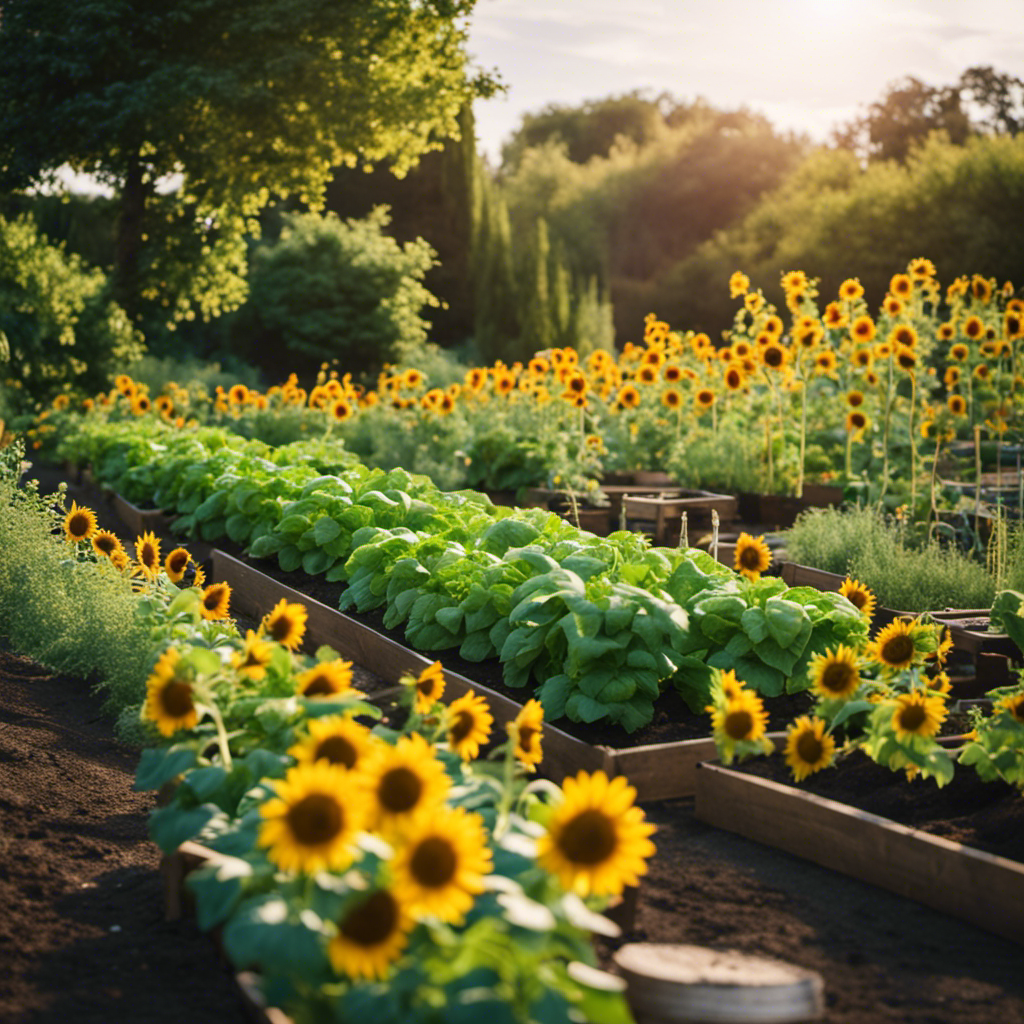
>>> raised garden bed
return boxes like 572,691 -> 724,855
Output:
779,561 -> 1018,693
211,548 -> 795,801
737,485 -> 845,529
694,753 -> 1024,944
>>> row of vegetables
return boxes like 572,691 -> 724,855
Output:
51,414 -> 1024,794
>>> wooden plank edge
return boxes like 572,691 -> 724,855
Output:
694,762 -> 1024,944
235,972 -> 294,1024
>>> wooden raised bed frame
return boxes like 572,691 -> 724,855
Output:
694,762 -> 1024,944
211,549 -> 767,801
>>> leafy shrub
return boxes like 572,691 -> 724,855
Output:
785,506 -> 996,612
0,212 -> 142,409
233,208 -> 437,379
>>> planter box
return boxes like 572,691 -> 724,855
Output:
694,762 -> 1024,944
622,490 -> 739,547
211,549 -> 779,801
110,492 -> 174,538
738,487 -> 844,529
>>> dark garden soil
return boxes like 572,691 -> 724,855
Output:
5,467 -> 1023,1023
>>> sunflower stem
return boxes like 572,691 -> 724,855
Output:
493,728 -> 519,841
205,700 -> 233,770
796,376 -> 807,499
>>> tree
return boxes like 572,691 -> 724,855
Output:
0,0 -> 494,330
233,208 -> 437,379
0,213 -> 142,407
833,66 -> 1024,164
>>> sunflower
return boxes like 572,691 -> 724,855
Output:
784,716 -> 836,782
723,365 -> 744,391
636,365 -> 658,385
258,761 -> 367,873
963,315 -> 984,340
908,257 -> 936,280
63,501 -> 97,543
1005,312 -> 1024,340
851,316 -> 876,344
164,547 -> 191,583
616,384 -> 641,410
891,325 -> 917,348
943,366 -> 961,388
838,578 -> 876,620
447,690 -> 493,760
710,688 -> 769,748
263,599 -> 308,650
839,278 -> 864,301
536,770 -> 656,897
895,346 -> 917,372
409,660 -> 445,713
744,292 -> 765,315
511,698 -> 545,769
695,388 -> 716,410
866,619 -> 919,670
948,394 -> 968,417
328,888 -> 411,981
852,347 -> 874,369
937,322 -> 956,341
729,270 -> 750,298
361,732 -> 450,833
331,398 -> 353,421
91,529 -> 124,560
135,531 -> 161,578
823,302 -> 847,329
663,364 -> 683,384
891,691 -> 948,741
661,387 -> 683,409
761,342 -> 787,370
890,273 -> 913,298
199,582 -> 232,620
402,368 -> 425,389
296,658 -> 356,698
883,295 -> 904,318
131,394 -> 151,416
971,275 -> 993,303
228,383 -> 249,405
809,645 -> 861,699
973,363 -> 991,381
997,692 -> 1024,724
289,715 -> 375,771
391,806 -> 493,923
716,668 -> 744,702
144,648 -> 199,736
733,532 -> 772,581
232,629 -> 274,680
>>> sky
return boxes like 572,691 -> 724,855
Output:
466,0 -> 1024,163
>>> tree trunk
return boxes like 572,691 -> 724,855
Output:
112,159 -> 148,324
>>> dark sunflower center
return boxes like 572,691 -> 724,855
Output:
1008,699 -> 1024,723
821,662 -> 855,694
417,677 -> 439,698
796,732 -> 824,764
881,635 -> 915,664
410,836 -> 457,888
68,513 -> 91,538
450,710 -> 475,745
340,891 -> 398,947
518,726 -> 538,754
378,767 -> 423,813
739,545 -> 764,570
317,736 -> 358,769
898,703 -> 927,732
160,680 -> 194,718
241,648 -> 266,669
764,348 -> 783,367
95,534 -> 117,555
203,588 -> 224,611
724,709 -> 754,741
557,809 -> 618,866
287,793 -> 343,846
850,413 -> 866,429
302,673 -> 336,697
269,616 -> 294,642
168,552 -> 189,574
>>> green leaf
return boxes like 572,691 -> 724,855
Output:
185,857 -> 254,931
277,544 -> 303,572
183,765 -> 230,802
740,606 -> 769,644
459,630 -> 494,662
313,516 -> 342,545
565,692 -> 612,723
764,598 -> 811,649
537,674 -> 573,719
133,743 -> 198,791
148,802 -> 221,854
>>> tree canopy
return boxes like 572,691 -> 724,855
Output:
0,0 -> 495,329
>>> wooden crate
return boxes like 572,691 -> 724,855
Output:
695,762 -> 1024,944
